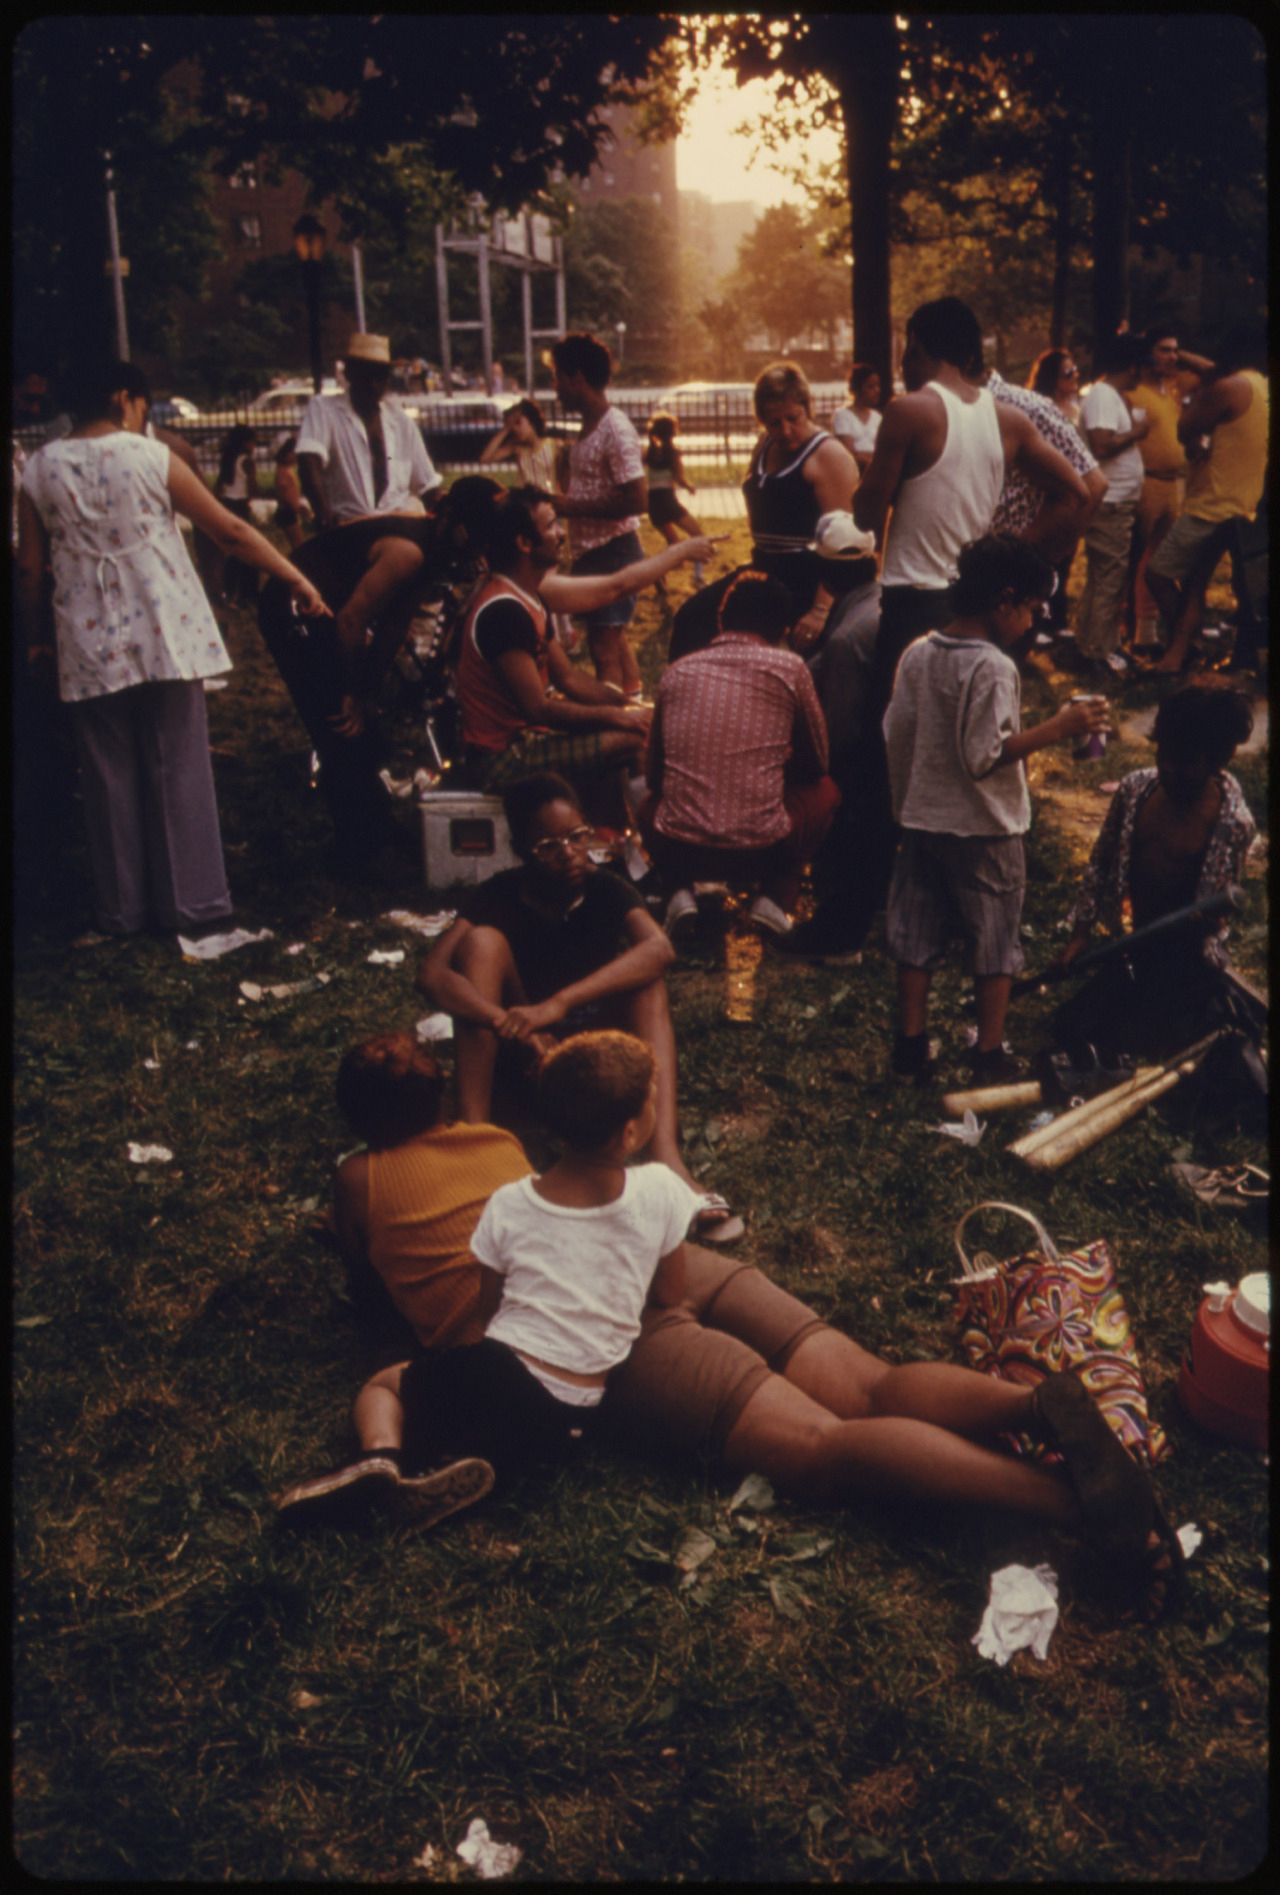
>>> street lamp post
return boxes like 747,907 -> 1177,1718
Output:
292,214 -> 327,394
615,320 -> 626,371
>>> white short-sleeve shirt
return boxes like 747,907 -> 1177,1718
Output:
832,406 -> 881,457
295,391 -> 441,523
471,1163 -> 702,1376
21,432 -> 230,703
565,404 -> 645,558
1079,381 -> 1145,505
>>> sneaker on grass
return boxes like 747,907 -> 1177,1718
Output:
393,1457 -> 496,1530
967,1042 -> 1028,1084
748,893 -> 793,936
662,888 -> 697,939
275,1451 -> 401,1528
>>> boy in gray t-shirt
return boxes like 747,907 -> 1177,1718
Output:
882,535 -> 1108,1084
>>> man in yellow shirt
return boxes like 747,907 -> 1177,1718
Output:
1145,331 -> 1269,673
1129,329 -> 1215,648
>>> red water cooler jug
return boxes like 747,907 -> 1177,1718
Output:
1178,1273 -> 1270,1450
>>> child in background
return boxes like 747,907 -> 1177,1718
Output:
480,397 -> 575,649
276,1031 -> 698,1528
272,436 -> 309,551
883,533 -> 1109,1085
644,412 -> 704,589
213,424 -> 259,605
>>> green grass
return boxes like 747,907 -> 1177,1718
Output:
13,518 -> 1269,1879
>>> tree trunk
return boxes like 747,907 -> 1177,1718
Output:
1048,140 -> 1074,348
1090,117 -> 1131,346
829,16 -> 899,399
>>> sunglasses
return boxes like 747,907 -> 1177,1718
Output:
530,824 -> 593,861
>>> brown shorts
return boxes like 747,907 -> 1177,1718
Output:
598,1248 -> 828,1461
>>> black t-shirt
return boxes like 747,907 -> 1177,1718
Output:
461,866 -> 645,1003
473,595 -> 540,665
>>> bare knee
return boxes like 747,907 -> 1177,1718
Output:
455,925 -> 520,997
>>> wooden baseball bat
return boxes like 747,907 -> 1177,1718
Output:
1023,1065 -> 1190,1170
941,1080 -> 1044,1115
1007,1067 -> 1160,1159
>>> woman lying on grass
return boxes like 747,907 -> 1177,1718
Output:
277,1031 -> 1185,1619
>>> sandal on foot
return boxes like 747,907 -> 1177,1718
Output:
691,1192 -> 745,1245
1030,1373 -> 1155,1567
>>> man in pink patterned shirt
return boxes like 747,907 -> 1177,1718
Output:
550,332 -> 648,697
637,571 -> 840,938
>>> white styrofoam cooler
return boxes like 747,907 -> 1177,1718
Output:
420,789 -> 520,892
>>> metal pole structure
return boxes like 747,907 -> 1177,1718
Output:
554,239 -> 566,338
305,260 -> 323,393
352,242 -> 367,332
435,226 -> 452,387
105,157 -> 130,360
521,268 -> 534,397
478,238 -> 493,394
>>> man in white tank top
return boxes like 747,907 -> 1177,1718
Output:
779,299 -> 1090,961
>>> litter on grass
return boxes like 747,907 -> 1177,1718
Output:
456,1818 -> 522,1879
367,948 -> 406,966
178,926 -> 274,960
1178,1522 -> 1204,1561
128,1143 -> 174,1164
202,677 -> 228,692
240,974 -> 331,1001
143,1058 -> 161,1071
415,1013 -> 454,1042
929,1109 -> 986,1146
1028,1110 -> 1057,1131
285,942 -> 309,956
383,908 -> 456,938
972,1563 -> 1059,1666
728,1472 -> 776,1513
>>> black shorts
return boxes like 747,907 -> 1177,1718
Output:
648,487 -> 683,529
295,516 -> 437,610
399,1338 -> 596,1479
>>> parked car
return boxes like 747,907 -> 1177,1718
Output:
149,396 -> 202,426
247,378 -> 342,414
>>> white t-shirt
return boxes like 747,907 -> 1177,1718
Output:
883,632 -> 1030,836
832,406 -> 881,457
565,404 -> 644,558
471,1163 -> 702,1376
21,432 -> 230,704
1079,381 -> 1145,505
295,391 -> 441,523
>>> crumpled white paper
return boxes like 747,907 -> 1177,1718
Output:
128,1143 -> 173,1165
415,1013 -> 454,1043
972,1563 -> 1059,1666
178,926 -> 274,960
929,1109 -> 986,1146
1177,1522 -> 1203,1561
1028,1110 -> 1056,1131
367,948 -> 406,966
383,908 -> 456,938
456,1818 -> 522,1879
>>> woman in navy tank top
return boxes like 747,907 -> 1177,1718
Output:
670,361 -> 859,663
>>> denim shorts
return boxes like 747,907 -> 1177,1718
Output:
570,530 -> 644,632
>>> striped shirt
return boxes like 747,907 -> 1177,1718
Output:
653,633 -> 830,849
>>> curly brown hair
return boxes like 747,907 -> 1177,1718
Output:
537,1031 -> 656,1154
335,1032 -> 445,1149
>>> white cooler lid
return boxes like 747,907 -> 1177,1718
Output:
1234,1272 -> 1270,1337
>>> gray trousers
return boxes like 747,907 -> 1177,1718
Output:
69,679 -> 232,933
1076,501 -> 1139,659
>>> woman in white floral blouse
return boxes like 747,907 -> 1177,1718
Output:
16,359 -> 330,938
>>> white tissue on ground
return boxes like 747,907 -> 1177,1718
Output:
366,948 -> 406,965
973,1563 -> 1059,1666
415,1013 -> 454,1042
382,908 -> 456,938
1177,1522 -> 1203,1561
178,926 -> 274,960
456,1818 -> 522,1879
1028,1110 -> 1056,1130
930,1109 -> 986,1146
128,1143 -> 174,1164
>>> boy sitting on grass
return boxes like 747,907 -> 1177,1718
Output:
277,1030 -> 701,1527
883,533 -> 1110,1085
